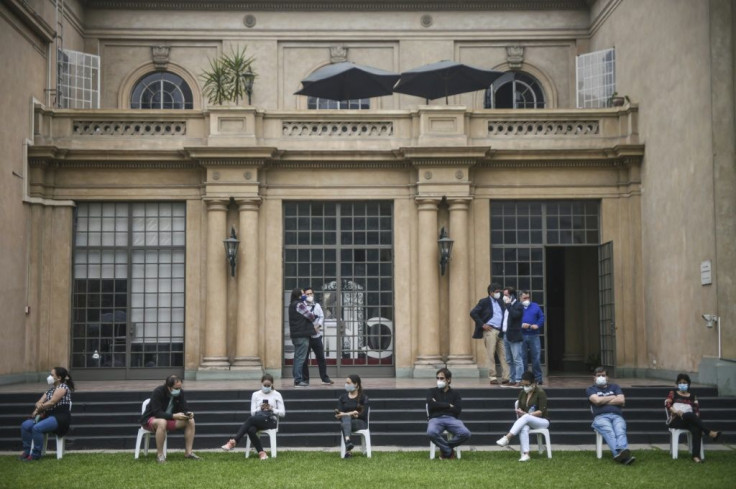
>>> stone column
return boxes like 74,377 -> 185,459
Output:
413,198 -> 443,376
446,199 -> 477,376
232,198 -> 263,373
201,199 -> 230,368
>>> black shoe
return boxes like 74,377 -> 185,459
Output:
614,449 -> 630,463
623,456 -> 636,465
343,451 -> 352,459
346,441 -> 354,452
17,453 -> 30,461
322,378 -> 335,385
21,455 -> 40,462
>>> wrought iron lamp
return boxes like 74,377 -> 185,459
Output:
223,227 -> 240,277
438,227 -> 454,276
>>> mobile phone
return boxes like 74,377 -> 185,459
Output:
262,399 -> 269,404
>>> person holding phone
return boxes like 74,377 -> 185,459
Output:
335,374 -> 369,458
496,371 -> 549,462
221,374 -> 286,460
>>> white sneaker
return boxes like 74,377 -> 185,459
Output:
496,436 -> 510,447
519,454 -> 530,462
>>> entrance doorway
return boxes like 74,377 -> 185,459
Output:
545,246 -> 600,373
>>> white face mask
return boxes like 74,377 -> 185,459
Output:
47,375 -> 55,385
306,295 -> 314,303
492,292 -> 501,300
522,300 -> 531,307
595,376 -> 607,386
523,385 -> 534,393
503,295 -> 511,304
437,380 -> 447,389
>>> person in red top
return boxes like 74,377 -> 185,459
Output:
665,373 -> 722,463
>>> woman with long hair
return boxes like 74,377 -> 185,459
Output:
335,374 -> 369,458
19,366 -> 75,461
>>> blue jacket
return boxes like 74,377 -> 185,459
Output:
521,302 -> 545,335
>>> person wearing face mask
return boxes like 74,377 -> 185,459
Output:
586,367 -> 634,465
140,374 -> 200,463
426,368 -> 471,459
288,287 -> 318,387
665,373 -> 721,463
221,374 -> 286,459
19,367 -> 75,461
335,374 -> 369,458
501,286 -> 524,388
496,372 -> 549,462
470,282 -> 510,386
301,287 -> 334,385
519,290 -> 545,385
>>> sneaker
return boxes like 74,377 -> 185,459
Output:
489,378 -> 498,385
294,382 -> 309,387
345,441 -> 354,452
343,451 -> 352,459
184,453 -> 201,461
623,456 -> 636,465
496,436 -> 510,447
511,382 -> 522,388
17,452 -> 30,461
21,455 -> 39,462
221,439 -> 237,451
157,455 -> 166,464
519,454 -> 531,462
322,378 -> 335,385
614,449 -> 630,463
258,451 -> 268,461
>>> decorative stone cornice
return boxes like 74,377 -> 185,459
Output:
29,159 -> 198,169
199,159 -> 266,167
410,159 -> 480,167
478,159 -> 630,168
3,0 -> 55,42
270,160 -> 409,169
81,0 -> 590,11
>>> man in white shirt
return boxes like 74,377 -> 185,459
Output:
301,287 -> 334,385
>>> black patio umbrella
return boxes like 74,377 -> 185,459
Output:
393,60 -> 504,103
294,61 -> 400,102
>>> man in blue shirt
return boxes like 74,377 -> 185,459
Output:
586,367 -> 635,465
519,290 -> 545,384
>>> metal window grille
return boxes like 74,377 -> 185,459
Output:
485,72 -> 546,109
58,49 -> 100,109
576,48 -> 616,108
307,97 -> 370,110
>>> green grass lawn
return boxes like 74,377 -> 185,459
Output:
2,450 -> 735,489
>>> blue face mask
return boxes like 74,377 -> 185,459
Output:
300,294 -> 307,302
261,386 -> 272,394
678,383 -> 689,392
344,384 -> 356,392
170,388 -> 181,397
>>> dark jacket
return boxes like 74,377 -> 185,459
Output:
505,300 -> 524,342
517,386 -> 549,419
140,384 -> 190,424
337,393 -> 370,424
288,299 -> 315,339
469,296 -> 504,339
426,387 -> 463,419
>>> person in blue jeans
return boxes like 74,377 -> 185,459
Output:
426,368 -> 471,459
19,367 -> 74,461
519,290 -> 545,384
586,367 -> 635,465
288,287 -> 318,387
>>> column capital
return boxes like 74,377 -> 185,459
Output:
447,198 -> 472,211
204,198 -> 230,211
415,197 -> 441,210
236,197 -> 262,211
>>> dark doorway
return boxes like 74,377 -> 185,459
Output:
545,246 -> 601,373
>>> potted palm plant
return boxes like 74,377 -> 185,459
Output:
201,47 -> 256,106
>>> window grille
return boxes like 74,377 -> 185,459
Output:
576,48 -> 616,108
307,97 -> 370,110
58,49 -> 100,109
484,72 -> 545,109
131,72 -> 193,109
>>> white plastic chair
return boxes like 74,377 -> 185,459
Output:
666,406 -> 705,460
339,407 -> 372,458
595,431 -> 603,459
513,400 -> 552,458
427,404 -> 462,459
245,419 -> 279,458
134,398 -> 168,459
31,401 -> 71,459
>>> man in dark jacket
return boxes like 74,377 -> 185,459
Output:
470,282 -> 509,386
426,368 -> 471,459
288,287 -> 318,387
140,375 -> 200,463
502,286 -> 524,388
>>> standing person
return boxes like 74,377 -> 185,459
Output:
496,372 -> 550,462
288,287 -> 318,387
426,368 -> 471,459
301,287 -> 334,385
519,290 -> 545,384
586,367 -> 635,465
19,367 -> 74,461
665,373 -> 722,463
221,374 -> 286,460
470,283 -> 510,386
502,286 -> 524,388
139,375 -> 200,463
335,374 -> 369,458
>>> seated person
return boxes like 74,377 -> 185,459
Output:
496,371 -> 549,462
426,368 -> 471,459
586,367 -> 634,465
335,374 -> 369,458
221,374 -> 286,459
140,374 -> 200,463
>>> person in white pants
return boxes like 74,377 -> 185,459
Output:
496,371 -> 549,461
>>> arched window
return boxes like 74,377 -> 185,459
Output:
131,71 -> 193,109
307,97 -> 369,110
485,72 -> 545,109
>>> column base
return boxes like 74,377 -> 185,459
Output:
231,356 -> 263,370
199,357 -> 230,369
446,355 -> 480,378
413,355 -> 444,378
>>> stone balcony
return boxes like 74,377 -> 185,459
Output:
31,103 -> 641,162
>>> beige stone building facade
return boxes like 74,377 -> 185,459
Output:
1,0 -> 734,390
